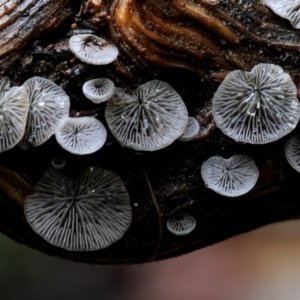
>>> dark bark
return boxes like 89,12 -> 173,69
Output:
0,0 -> 299,264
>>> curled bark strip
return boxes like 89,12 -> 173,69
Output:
0,0 -> 74,66
110,0 -> 300,78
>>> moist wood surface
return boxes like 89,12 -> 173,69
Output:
0,0 -> 299,264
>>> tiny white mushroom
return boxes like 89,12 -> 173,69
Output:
262,0 -> 300,29
69,34 -> 118,65
0,77 -> 29,152
55,117 -> 107,155
105,80 -> 188,151
178,116 -> 200,141
285,135 -> 300,172
167,213 -> 196,235
82,78 -> 114,103
201,154 -> 259,197
20,76 -> 70,148
51,156 -> 66,170
24,167 -> 132,251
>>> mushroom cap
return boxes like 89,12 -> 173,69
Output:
178,116 -> 200,141
0,76 -> 10,98
167,213 -> 196,235
0,77 -> 29,152
24,167 -> 132,251
212,63 -> 300,144
105,80 -> 188,151
284,135 -> 300,172
201,154 -> 259,197
69,34 -> 118,65
82,78 -> 114,104
263,0 -> 300,29
20,76 -> 70,148
55,117 -> 107,155
51,156 -> 66,170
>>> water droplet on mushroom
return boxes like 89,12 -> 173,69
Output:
291,100 -> 298,108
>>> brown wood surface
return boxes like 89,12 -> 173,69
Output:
0,0 -> 299,264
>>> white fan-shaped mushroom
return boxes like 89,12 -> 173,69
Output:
55,117 -> 107,155
0,77 -> 29,152
262,0 -> 300,29
212,63 -> 300,144
105,80 -> 188,151
69,34 -> 118,65
201,155 -> 259,197
20,76 -> 70,148
285,135 -> 300,172
24,167 -> 132,251
82,78 -> 114,103
167,213 -> 196,235
178,117 -> 200,141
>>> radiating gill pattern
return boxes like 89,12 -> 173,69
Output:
105,80 -> 188,151
201,155 -> 259,197
24,167 -> 132,251
212,64 -> 300,144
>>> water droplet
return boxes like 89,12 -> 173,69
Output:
291,100 -> 298,109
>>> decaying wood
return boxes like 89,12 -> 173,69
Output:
0,0 -> 75,68
0,0 -> 299,264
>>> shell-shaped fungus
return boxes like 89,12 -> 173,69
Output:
105,80 -> 188,151
24,167 -> 132,251
201,155 -> 259,197
284,135 -> 300,172
82,78 -> 114,104
20,77 -> 70,148
178,116 -> 200,141
167,213 -> 196,235
212,63 -> 300,144
262,0 -> 300,29
69,34 -> 118,65
55,117 -> 107,155
0,77 -> 29,152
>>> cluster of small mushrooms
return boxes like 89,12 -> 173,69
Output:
3,0 -> 300,250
